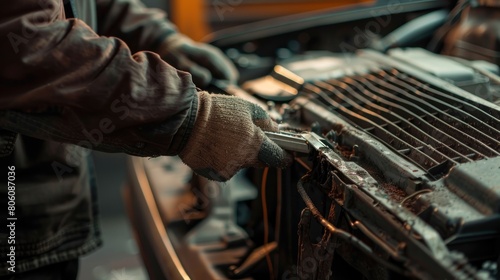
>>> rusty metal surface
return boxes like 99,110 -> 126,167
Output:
259,49 -> 500,279
297,207 -> 336,280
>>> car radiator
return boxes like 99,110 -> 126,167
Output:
239,48 -> 500,279
126,47 -> 500,280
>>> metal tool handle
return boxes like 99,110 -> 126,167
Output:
265,131 -> 310,153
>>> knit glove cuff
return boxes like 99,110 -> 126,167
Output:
179,92 -> 291,181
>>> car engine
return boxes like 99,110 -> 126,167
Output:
126,1 -> 500,279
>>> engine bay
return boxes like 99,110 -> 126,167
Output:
126,1 -> 500,279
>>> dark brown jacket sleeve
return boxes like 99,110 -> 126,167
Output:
96,0 -> 178,53
0,0 -> 198,157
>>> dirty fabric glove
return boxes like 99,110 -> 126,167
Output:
157,34 -> 238,87
179,91 -> 291,181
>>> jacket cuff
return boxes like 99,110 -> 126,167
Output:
167,92 -> 199,155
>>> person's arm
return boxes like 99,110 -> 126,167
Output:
96,0 -> 238,86
0,0 -> 289,181
95,0 -> 177,53
0,0 -> 197,157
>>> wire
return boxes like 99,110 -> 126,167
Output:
261,167 -> 274,279
295,157 -> 312,171
297,174 -> 411,276
400,189 -> 433,206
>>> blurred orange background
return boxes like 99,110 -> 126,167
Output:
170,0 -> 373,41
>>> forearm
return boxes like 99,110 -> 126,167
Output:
0,0 -> 197,156
96,0 -> 177,53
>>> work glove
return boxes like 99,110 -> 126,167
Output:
157,34 -> 238,87
179,91 -> 292,182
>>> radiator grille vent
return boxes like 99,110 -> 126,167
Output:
309,68 -> 500,176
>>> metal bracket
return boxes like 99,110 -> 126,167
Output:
265,131 -> 332,154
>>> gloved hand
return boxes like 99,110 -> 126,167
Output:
157,34 -> 238,87
179,91 -> 292,182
